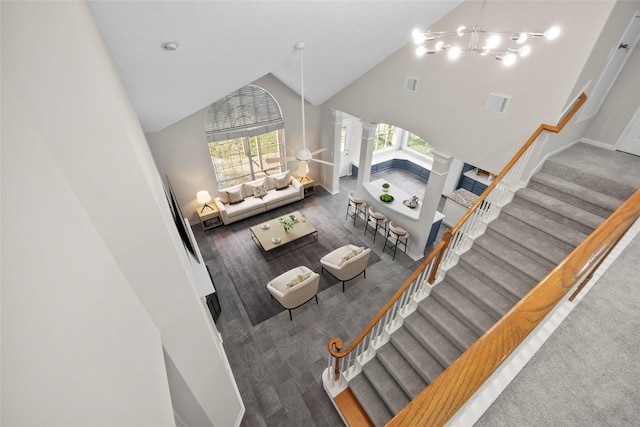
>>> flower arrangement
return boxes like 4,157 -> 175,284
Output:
279,216 -> 294,233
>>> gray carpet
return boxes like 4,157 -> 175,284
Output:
209,198 -> 381,326
475,226 -> 640,426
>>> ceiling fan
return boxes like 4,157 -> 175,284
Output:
266,42 -> 336,174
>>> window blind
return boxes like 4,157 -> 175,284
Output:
205,85 -> 284,143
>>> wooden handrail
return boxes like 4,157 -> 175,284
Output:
390,189 -> 640,426
327,92 -> 588,382
427,92 -> 588,283
328,240 -> 445,367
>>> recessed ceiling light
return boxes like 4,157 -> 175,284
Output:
161,42 -> 179,51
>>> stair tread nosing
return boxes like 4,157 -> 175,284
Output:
459,249 -> 534,300
446,265 -> 516,318
531,172 -> 622,211
431,282 -> 498,337
377,343 -> 427,399
404,312 -> 462,367
349,374 -> 394,427
487,217 -> 570,265
474,234 -> 552,282
502,201 -> 588,248
362,358 -> 410,415
418,297 -> 480,352
515,188 -> 605,230
390,327 -> 445,384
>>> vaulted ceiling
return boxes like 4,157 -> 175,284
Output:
88,1 -> 462,133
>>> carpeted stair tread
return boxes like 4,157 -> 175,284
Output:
446,265 -> 517,318
417,297 -> 480,352
404,311 -> 462,367
530,172 -> 622,214
349,375 -> 394,427
502,201 -> 588,248
541,149 -> 639,201
431,282 -> 498,336
377,343 -> 427,399
474,234 -> 551,283
362,357 -> 410,415
390,327 -> 445,384
498,212 -> 577,254
514,188 -> 605,232
459,248 -> 534,300
487,217 -> 571,265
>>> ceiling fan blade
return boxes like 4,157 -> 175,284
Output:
265,156 -> 295,164
311,158 -> 337,167
310,148 -> 328,155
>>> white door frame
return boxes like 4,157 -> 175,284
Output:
339,117 -> 352,177
615,104 -> 640,156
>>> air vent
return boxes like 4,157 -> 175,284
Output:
485,93 -> 510,114
404,76 -> 418,93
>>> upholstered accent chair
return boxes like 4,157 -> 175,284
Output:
266,266 -> 320,320
320,244 -> 372,292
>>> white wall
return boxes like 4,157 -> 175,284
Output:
1,1 -> 243,425
536,0 -> 640,162
2,82 -> 175,426
147,73 -> 323,224
324,1 -> 615,174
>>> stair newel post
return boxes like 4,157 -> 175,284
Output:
329,337 -> 344,381
429,229 -> 452,283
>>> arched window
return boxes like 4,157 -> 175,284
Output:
205,85 -> 285,188
373,123 -> 434,157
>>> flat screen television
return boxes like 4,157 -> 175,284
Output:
163,175 -> 199,263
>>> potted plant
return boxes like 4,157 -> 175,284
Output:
382,182 -> 390,192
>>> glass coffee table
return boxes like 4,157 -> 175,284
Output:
250,211 -> 318,260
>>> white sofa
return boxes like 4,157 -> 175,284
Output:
214,171 -> 304,225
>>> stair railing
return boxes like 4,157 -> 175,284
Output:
325,92 -> 587,394
430,91 -> 588,283
390,187 -> 640,426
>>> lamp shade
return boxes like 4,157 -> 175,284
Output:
296,161 -> 310,178
197,190 -> 211,204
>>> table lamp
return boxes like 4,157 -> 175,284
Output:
197,190 -> 214,213
296,161 -> 310,183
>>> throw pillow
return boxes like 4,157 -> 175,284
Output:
285,271 -> 312,288
339,247 -> 364,265
217,184 -> 242,204
252,182 -> 268,198
226,187 -> 244,204
275,175 -> 289,190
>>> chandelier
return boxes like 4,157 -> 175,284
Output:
412,4 -> 560,66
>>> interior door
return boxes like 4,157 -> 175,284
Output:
617,106 -> 640,156
339,126 -> 350,177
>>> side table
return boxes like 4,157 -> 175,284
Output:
198,204 -> 222,230
297,176 -> 315,198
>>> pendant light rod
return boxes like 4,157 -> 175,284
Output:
295,41 -> 306,149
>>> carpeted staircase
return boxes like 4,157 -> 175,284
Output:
347,144 -> 638,426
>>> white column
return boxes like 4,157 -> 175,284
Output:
357,121 -> 377,190
409,150 -> 452,258
326,109 -> 344,193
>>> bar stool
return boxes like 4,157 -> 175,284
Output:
364,207 -> 388,243
346,192 -> 368,227
383,221 -> 410,260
